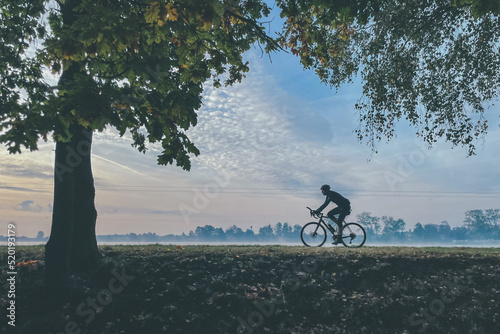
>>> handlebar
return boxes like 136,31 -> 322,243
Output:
307,206 -> 323,219
307,206 -> 337,221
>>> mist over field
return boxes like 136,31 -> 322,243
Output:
4,207 -> 499,248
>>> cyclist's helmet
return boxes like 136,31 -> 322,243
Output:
320,184 -> 331,191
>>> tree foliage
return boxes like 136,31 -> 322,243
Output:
381,215 -> 406,234
3,0 -> 500,163
464,208 -> 500,233
356,211 -> 381,234
1,0 -> 279,169
357,210 -> 500,242
276,0 -> 500,155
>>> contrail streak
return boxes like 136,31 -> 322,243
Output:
92,154 -> 147,176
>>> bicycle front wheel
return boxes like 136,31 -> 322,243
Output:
341,223 -> 366,248
301,222 -> 327,247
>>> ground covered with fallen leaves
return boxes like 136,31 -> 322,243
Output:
2,245 -> 500,334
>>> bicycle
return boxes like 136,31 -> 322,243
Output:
301,207 -> 366,248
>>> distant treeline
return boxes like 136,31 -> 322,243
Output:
3,209 -> 499,243
97,223 -> 302,243
358,209 -> 500,243
95,208 -> 500,243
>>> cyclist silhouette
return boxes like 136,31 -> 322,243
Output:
313,184 -> 351,244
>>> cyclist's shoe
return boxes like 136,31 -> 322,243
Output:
332,236 -> 341,245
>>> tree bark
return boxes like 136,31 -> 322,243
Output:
45,137 -> 75,291
71,126 -> 101,272
45,125 -> 102,291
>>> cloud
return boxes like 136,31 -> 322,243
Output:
0,162 -> 53,180
88,55 -> 363,191
13,200 -> 43,212
97,205 -> 178,216
0,186 -> 48,193
185,66 -> 348,187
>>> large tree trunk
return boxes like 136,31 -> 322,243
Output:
45,137 -> 75,291
45,125 -> 102,291
71,126 -> 101,272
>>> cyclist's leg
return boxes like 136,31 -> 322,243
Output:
327,208 -> 341,243
327,207 -> 340,223
337,205 -> 351,236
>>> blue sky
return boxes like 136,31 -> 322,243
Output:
1,42 -> 500,238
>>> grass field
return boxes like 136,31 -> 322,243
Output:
2,245 -> 499,333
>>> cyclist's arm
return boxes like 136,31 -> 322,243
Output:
316,197 -> 330,212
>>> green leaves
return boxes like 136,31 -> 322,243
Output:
277,0 -> 500,156
3,0 -> 499,164
1,0 -> 280,170
0,0 -> 52,153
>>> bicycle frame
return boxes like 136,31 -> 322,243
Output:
307,207 -> 340,235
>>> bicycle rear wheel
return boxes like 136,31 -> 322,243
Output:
340,223 -> 366,248
301,222 -> 327,247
